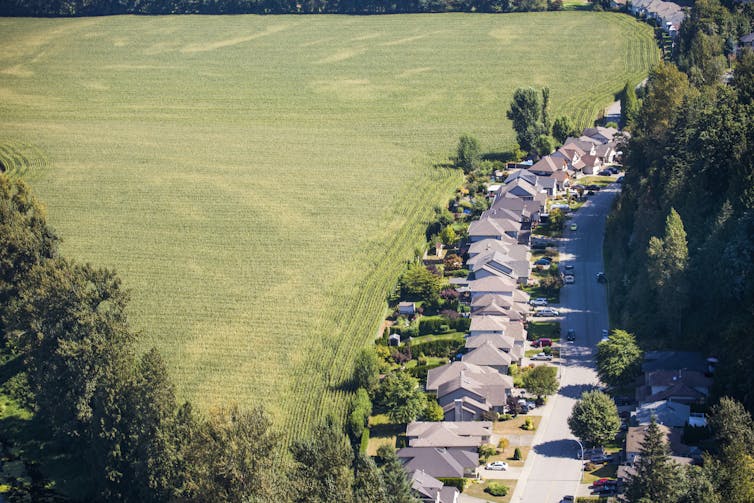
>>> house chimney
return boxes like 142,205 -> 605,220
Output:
454,399 -> 463,421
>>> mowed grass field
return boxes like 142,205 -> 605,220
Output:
0,13 -> 657,439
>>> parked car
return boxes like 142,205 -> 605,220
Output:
592,478 -> 615,488
586,184 -> 601,191
531,338 -> 552,347
590,454 -> 613,463
564,274 -> 575,284
617,176 -> 624,183
596,272 -> 607,283
601,329 -> 609,341
486,461 -> 509,471
570,223 -> 578,231
562,496 -> 575,502
534,308 -> 560,317
534,257 -> 552,266
566,329 -> 575,342
587,190 -> 595,195
530,297 -> 549,306
608,167 -> 620,174
564,264 -> 574,271
531,353 -> 553,361
598,169 -> 612,176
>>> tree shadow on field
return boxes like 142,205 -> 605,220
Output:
559,383 -> 599,400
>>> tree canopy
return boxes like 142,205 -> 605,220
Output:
567,390 -> 620,447
595,329 -> 642,389
522,364 -> 558,398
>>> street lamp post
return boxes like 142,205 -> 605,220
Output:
574,438 -> 584,464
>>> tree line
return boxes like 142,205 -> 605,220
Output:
605,0 -> 754,412
0,172 -> 417,501
0,0 -> 563,17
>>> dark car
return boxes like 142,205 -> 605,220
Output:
586,184 -> 601,191
608,167 -> 620,174
534,257 -> 552,266
617,175 -> 624,183
566,328 -> 576,342
598,169 -> 612,176
596,272 -> 607,283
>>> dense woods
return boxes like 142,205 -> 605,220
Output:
0,0 -> 561,16
605,0 -> 754,416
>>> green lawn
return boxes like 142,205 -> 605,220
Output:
0,13 -> 657,439
465,479 -> 517,502
527,321 -> 561,340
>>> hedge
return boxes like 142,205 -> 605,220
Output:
438,478 -> 470,492
410,338 -> 464,358
359,427 -> 370,454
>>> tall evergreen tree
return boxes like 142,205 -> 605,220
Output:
377,445 -> 419,503
507,87 -> 543,153
624,418 -> 681,503
353,453 -> 389,503
620,81 -> 639,128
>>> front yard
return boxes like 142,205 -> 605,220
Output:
365,414 -> 403,456
465,479 -> 517,503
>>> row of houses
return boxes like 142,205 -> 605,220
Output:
394,130 -> 623,501
612,0 -> 686,38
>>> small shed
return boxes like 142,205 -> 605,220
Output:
398,301 -> 416,315
388,333 -> 401,346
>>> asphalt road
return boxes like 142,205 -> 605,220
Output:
511,184 -> 620,503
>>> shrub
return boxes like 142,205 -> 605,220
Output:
485,482 -> 509,497
438,478 -> 469,491
498,413 -> 514,422
359,427 -> 370,453
522,418 -> 535,431
479,444 -> 497,462
498,437 -> 510,450
513,447 -> 522,460
410,338 -> 464,359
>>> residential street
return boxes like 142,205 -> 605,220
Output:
511,184 -> 620,503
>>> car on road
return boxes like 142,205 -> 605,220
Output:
531,352 -> 553,361
570,223 -> 578,231
564,264 -> 574,271
563,274 -> 575,284
600,329 -> 609,342
534,257 -> 552,266
596,272 -> 607,283
531,338 -> 552,347
534,308 -> 560,317
486,461 -> 509,471
566,328 -> 576,342
529,297 -> 548,306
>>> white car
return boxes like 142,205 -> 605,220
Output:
534,308 -> 560,317
529,297 -> 548,306
486,461 -> 509,471
531,353 -> 553,361
563,274 -> 575,284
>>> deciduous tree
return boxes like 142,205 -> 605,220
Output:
380,371 -> 426,424
596,329 -> 642,389
522,364 -> 558,398
456,134 -> 481,173
567,390 -> 620,447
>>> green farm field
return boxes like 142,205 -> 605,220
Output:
0,13 -> 657,439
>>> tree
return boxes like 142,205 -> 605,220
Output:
678,465 -> 720,503
708,397 -> 754,451
521,365 -> 558,398
7,258 -> 135,443
423,398 -> 444,421
353,453 -> 389,503
377,446 -> 419,503
290,417 -> 354,503
439,225 -> 457,246
380,372 -> 427,424
595,329 -> 642,389
552,115 -> 576,143
620,81 -> 639,128
534,134 -> 557,157
541,87 -> 551,133
399,262 -> 442,305
0,174 -> 58,330
456,134 -> 481,173
353,348 -> 380,394
182,404 -> 285,503
567,390 -> 620,447
507,87 -> 543,153
624,418 -> 681,503
647,208 -> 689,339
347,388 -> 372,440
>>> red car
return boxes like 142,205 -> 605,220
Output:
592,478 -> 614,488
532,338 -> 552,347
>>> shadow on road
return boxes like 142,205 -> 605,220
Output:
532,439 -> 580,459
558,383 -> 599,399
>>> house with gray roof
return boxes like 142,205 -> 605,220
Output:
529,155 -> 568,177
637,369 -> 711,404
397,447 -> 478,479
470,293 -> 529,321
467,217 -> 521,243
467,238 -> 529,262
410,470 -> 459,503
467,250 -> 531,284
407,421 -> 492,450
632,400 -> 690,428
468,315 -> 508,337
462,341 -> 514,372
427,362 -> 513,420
467,275 -> 519,299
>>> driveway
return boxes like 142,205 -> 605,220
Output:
510,185 -> 620,503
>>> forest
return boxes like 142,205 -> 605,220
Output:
0,0 -> 562,17
605,0 -> 754,420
